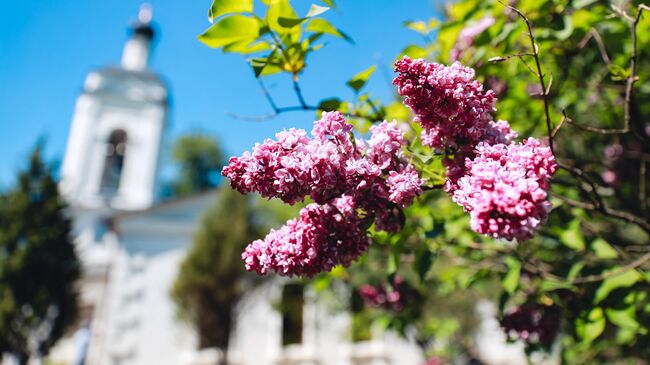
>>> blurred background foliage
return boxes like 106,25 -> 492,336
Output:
198,0 -> 650,363
0,148 -> 80,365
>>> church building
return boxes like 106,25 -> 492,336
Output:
49,5 -> 425,365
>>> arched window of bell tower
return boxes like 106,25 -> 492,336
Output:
100,129 -> 128,196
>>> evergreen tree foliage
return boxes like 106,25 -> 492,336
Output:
0,148 -> 80,364
172,134 -> 224,196
171,185 -> 260,362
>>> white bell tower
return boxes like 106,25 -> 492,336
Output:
61,4 -> 168,212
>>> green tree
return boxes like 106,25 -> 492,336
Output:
0,148 -> 80,365
171,185 -> 260,364
172,134 -> 224,196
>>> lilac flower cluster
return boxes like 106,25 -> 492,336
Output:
224,112 -> 425,276
500,304 -> 560,347
358,276 -> 417,312
450,16 -> 495,61
452,139 -> 557,241
393,57 -> 556,241
393,56 -> 498,150
243,198 -> 370,277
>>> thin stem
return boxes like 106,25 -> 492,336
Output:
499,1 -> 555,154
257,78 -> 279,113
640,160 -> 647,216
552,193 -> 650,233
622,5 -> 647,134
570,251 -> 650,284
578,28 -> 611,65
563,112 -> 629,135
292,74 -> 308,109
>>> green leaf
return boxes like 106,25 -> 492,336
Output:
540,279 -> 576,292
592,238 -> 618,259
404,20 -> 430,35
317,98 -> 342,111
401,45 -> 428,59
502,257 -> 521,295
415,249 -> 436,283
576,307 -> 605,343
320,0 -> 336,7
606,307 -> 640,330
306,18 -> 353,43
250,58 -> 268,77
608,64 -> 630,81
567,262 -> 585,281
387,251 -> 398,275
306,4 -> 330,17
553,15 -> 574,41
313,274 -> 332,292
266,0 -> 298,34
250,56 -> 282,77
199,15 -> 261,49
208,0 -> 254,23
573,0 -> 599,8
559,219 -> 586,251
594,269 -> 641,304
277,4 -> 330,28
223,39 -> 271,54
384,101 -> 410,121
346,65 -> 377,93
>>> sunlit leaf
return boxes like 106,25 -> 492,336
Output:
277,4 -> 330,28
606,307 -> 640,330
608,64 -> 630,81
594,269 -> 641,304
404,20 -> 430,35
559,219 -> 586,251
266,0 -> 298,34
592,238 -> 619,259
306,18 -> 353,43
553,15 -> 574,40
502,257 -> 521,295
306,4 -> 329,17
576,307 -> 605,343
346,65 -> 377,93
567,262 -> 585,281
540,279 -> 576,292
573,0 -> 599,8
223,39 -> 271,54
401,45 -> 428,59
199,15 -> 261,48
208,0 -> 253,23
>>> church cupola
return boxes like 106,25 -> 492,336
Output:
121,4 -> 155,71
60,4 -> 168,212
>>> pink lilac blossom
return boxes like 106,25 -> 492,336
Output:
226,112 -> 425,276
450,16 -> 496,61
393,56 -> 497,150
443,120 -> 518,193
358,276 -> 418,312
386,167 -> 425,207
242,197 -> 370,277
367,121 -> 406,170
222,112 -> 357,205
452,138 -> 557,241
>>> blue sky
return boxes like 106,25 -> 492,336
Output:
0,0 -> 441,187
